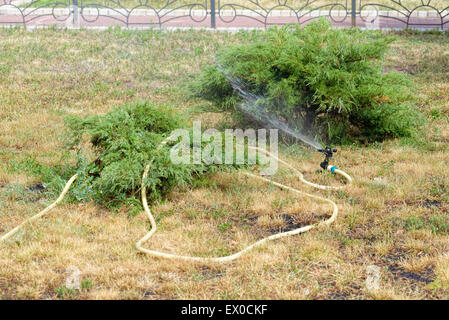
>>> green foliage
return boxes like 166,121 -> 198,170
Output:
81,279 -> 93,290
6,154 -> 93,204
55,286 -> 78,300
8,102 -> 256,212
64,102 -> 232,211
218,222 -> 232,233
405,214 -> 449,234
192,19 -> 424,143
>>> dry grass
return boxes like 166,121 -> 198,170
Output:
0,27 -> 448,300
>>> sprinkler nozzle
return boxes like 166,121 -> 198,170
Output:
318,147 -> 337,171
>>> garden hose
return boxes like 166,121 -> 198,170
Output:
136,144 -> 351,262
0,140 -> 352,264
0,174 -> 78,243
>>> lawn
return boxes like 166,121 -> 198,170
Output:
0,27 -> 448,300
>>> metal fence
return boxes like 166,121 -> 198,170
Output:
0,0 -> 448,29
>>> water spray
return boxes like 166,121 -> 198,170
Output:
218,65 -> 324,151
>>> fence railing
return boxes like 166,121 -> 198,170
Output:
0,0 -> 448,29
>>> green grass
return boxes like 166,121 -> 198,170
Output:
55,286 -> 78,299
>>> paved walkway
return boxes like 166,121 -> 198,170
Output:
0,12 -> 448,30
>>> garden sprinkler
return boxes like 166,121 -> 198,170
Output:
318,146 -> 339,173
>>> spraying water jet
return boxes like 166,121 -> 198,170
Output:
218,67 -> 346,176
217,65 -> 323,151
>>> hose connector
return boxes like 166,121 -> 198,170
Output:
327,165 -> 339,174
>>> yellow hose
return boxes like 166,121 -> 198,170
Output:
1,141 -> 351,264
136,145 -> 351,262
0,174 -> 78,243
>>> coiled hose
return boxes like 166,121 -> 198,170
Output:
1,141 -> 351,263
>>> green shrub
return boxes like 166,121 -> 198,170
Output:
192,19 -> 424,143
64,102 -> 234,211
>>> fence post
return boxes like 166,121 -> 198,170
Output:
351,0 -> 356,27
72,0 -> 79,28
210,0 -> 216,28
